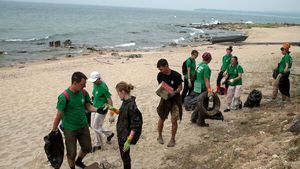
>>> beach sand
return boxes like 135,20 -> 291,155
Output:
0,26 -> 300,169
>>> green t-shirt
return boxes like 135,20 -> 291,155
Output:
194,62 -> 211,93
278,53 -> 292,73
92,82 -> 112,108
56,88 -> 91,131
184,57 -> 196,80
221,54 -> 232,72
227,64 -> 244,86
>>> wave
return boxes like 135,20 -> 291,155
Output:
173,37 -> 185,43
115,42 -> 136,47
188,28 -> 205,36
3,36 -> 50,42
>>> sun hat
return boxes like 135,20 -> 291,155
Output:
88,71 -> 101,82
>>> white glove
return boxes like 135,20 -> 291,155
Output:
188,79 -> 192,88
109,116 -> 115,123
208,92 -> 213,102
229,79 -> 235,83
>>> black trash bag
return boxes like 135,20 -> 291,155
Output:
183,92 -> 199,111
44,130 -> 64,169
208,110 -> 224,121
244,89 -> 262,108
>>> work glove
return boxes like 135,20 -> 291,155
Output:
188,79 -> 192,88
109,116 -> 115,123
123,138 -> 131,152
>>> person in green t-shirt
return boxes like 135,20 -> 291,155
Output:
191,52 -> 213,127
223,56 -> 244,112
51,72 -> 104,169
216,46 -> 232,94
88,71 -> 114,153
272,43 -> 293,101
182,50 -> 198,102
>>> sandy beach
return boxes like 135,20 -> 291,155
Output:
0,26 -> 300,169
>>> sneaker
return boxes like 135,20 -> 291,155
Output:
107,133 -> 114,144
91,146 -> 101,153
75,161 -> 87,169
167,139 -> 176,147
157,136 -> 164,145
239,102 -> 243,109
197,122 -> 209,127
224,109 -> 230,112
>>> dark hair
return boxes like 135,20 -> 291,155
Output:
116,81 -> 134,94
71,72 -> 87,84
227,46 -> 233,51
191,50 -> 199,56
232,56 -> 239,64
157,59 -> 168,68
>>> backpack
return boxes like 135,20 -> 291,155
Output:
62,89 -> 91,126
182,58 -> 191,75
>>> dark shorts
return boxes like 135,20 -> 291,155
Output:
63,125 -> 92,160
157,95 -> 182,120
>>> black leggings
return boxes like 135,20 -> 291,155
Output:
181,78 -> 194,102
119,143 -> 131,169
216,71 -> 228,88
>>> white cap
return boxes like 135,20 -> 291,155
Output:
88,71 -> 101,82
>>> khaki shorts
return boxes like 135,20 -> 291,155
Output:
64,125 -> 92,160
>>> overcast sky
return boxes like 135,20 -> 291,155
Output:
5,0 -> 300,12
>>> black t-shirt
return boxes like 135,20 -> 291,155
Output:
157,70 -> 183,90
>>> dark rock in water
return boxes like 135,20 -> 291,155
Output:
46,57 -> 58,61
49,41 -> 54,47
288,118 -> 300,134
169,42 -> 178,47
179,31 -> 187,33
36,42 -> 46,45
0,51 -> 4,55
17,51 -> 27,53
111,52 -> 119,56
54,41 -> 61,47
63,39 -> 72,48
65,54 -> 73,58
128,31 -> 140,34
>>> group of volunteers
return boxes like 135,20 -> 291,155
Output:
49,42 -> 292,169
51,72 -> 142,169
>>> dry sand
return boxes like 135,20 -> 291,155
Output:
0,27 -> 300,169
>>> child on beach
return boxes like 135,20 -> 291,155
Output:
114,81 -> 143,169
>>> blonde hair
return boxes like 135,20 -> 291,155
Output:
116,81 -> 134,94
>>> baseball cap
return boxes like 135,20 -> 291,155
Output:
88,71 -> 101,82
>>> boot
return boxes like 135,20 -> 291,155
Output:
216,86 -> 221,94
224,87 -> 228,95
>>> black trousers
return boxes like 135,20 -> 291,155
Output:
181,78 -> 195,102
119,143 -> 131,169
216,71 -> 228,88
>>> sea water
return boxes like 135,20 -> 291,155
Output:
1,1 -> 300,66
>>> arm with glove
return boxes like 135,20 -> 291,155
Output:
168,83 -> 183,99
